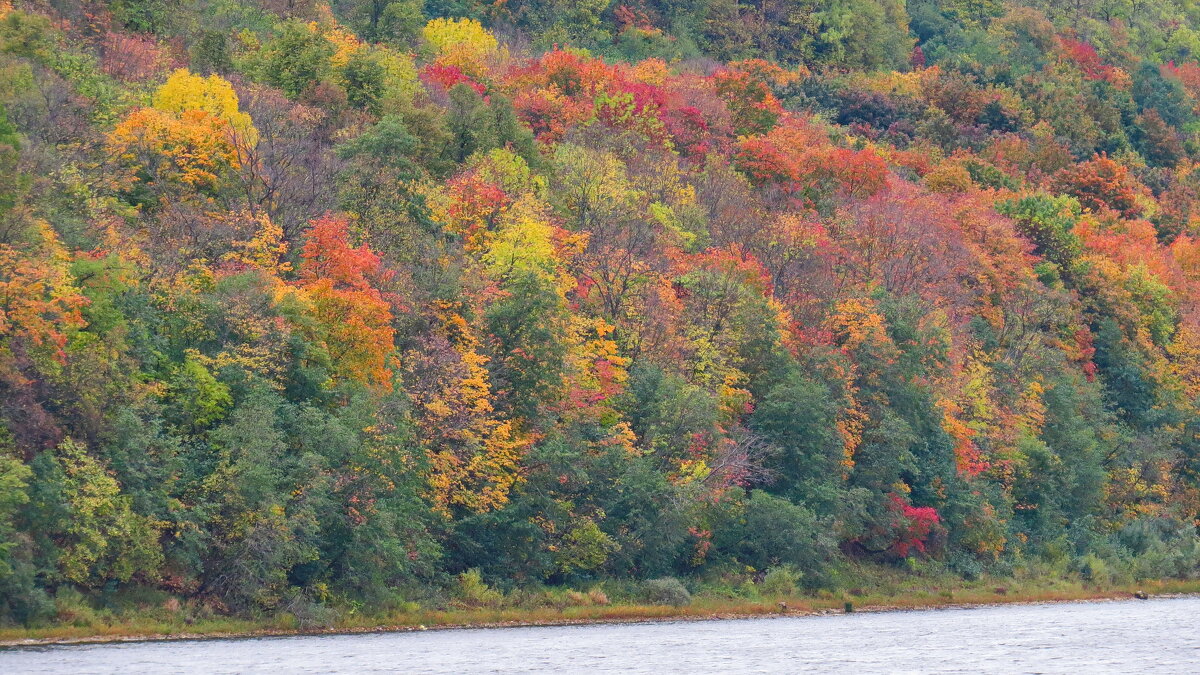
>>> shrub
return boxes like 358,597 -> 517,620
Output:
640,578 -> 691,607
1077,553 -> 1111,584
454,569 -> 503,608
715,490 -> 837,588
759,565 -> 802,597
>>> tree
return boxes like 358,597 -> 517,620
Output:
28,439 -> 162,587
340,0 -> 426,45
998,193 -> 1083,272
153,69 -> 256,142
108,107 -> 240,200
0,104 -> 21,220
257,19 -> 336,98
422,17 -> 497,77
290,214 -> 399,391
712,59 -> 796,136
1051,155 -> 1147,220
342,50 -> 387,114
752,374 -> 845,505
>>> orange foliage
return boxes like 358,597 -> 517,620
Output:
1052,155 -> 1148,220
735,118 -> 889,203
0,231 -> 87,365
107,108 -> 239,193
294,214 -> 398,390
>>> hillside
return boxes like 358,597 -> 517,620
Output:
2,0 -> 1200,626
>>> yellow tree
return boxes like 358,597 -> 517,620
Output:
107,70 -> 255,199
152,69 -> 257,143
422,17 -> 498,77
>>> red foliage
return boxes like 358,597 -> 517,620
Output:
888,493 -> 941,557
511,87 -> 593,143
662,105 -> 711,157
615,5 -> 656,32
441,170 -> 512,248
911,45 -> 926,70
735,119 -> 889,204
1164,61 -> 1200,109
1059,38 -> 1117,83
1075,327 -> 1098,382
420,62 -> 486,95
1052,155 -> 1147,220
297,214 -> 400,390
300,213 -> 395,293
712,59 -> 792,136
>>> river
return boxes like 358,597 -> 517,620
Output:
3,596 -> 1198,673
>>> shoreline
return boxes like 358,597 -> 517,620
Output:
4,581 -> 1197,649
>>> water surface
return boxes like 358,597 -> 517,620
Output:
4,596 -> 1198,673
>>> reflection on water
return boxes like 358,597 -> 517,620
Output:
3,596 -> 1198,674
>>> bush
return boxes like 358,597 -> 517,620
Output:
640,578 -> 691,607
454,569 -> 504,608
758,565 -> 801,597
53,588 -> 102,628
282,598 -> 339,629
714,490 -> 837,588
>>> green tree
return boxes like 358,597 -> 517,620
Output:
257,19 -> 336,98
343,50 -> 387,114
340,0 -> 426,45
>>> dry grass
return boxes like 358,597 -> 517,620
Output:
3,578 -> 1199,648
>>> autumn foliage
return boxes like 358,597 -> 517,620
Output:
6,0 -> 1200,625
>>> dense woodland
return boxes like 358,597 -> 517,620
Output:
4,0 -> 1200,625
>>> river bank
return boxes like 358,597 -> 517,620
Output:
4,578 -> 1199,648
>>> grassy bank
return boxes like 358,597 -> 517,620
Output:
4,573 -> 1199,648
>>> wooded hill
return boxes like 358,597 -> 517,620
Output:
2,0 -> 1200,623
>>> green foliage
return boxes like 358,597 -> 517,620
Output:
341,0 -> 427,45
455,568 -> 504,608
0,103 -> 22,217
998,193 -> 1083,271
555,518 -> 620,575
0,438 -> 32,582
30,440 -> 163,587
191,31 -> 233,75
752,374 -> 844,506
5,0 -> 1200,632
111,0 -> 172,34
256,19 -> 336,98
714,490 -> 836,586
343,50 -> 387,114
639,577 -> 691,606
758,564 -> 802,597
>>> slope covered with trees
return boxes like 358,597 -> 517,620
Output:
3,0 -> 1200,625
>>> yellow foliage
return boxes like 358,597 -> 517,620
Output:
925,162 -> 974,193
827,296 -> 892,353
470,148 -> 546,197
323,24 -> 365,69
107,107 -> 239,191
411,305 -> 529,515
224,212 -> 290,273
1017,380 -> 1046,433
484,195 -> 568,289
152,69 -> 257,144
422,17 -> 498,76
671,458 -> 712,485
848,68 -> 925,98
629,58 -> 670,86
560,316 -> 634,455
377,49 -> 420,111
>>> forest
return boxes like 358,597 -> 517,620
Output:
3,0 -> 1200,627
